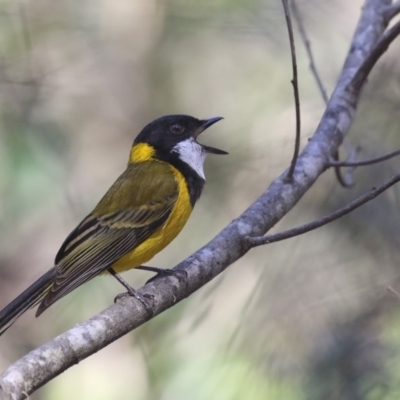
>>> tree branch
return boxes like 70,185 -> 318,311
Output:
384,1 -> 400,21
0,0 -> 398,398
351,18 -> 400,92
291,0 -> 329,104
327,147 -> 400,167
249,170 -> 400,246
291,0 -> 361,188
332,145 -> 360,187
282,0 -> 301,181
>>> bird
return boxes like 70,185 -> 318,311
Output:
0,114 -> 226,335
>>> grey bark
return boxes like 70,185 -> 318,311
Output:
0,0 -> 399,398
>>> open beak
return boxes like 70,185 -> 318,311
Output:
194,116 -> 228,155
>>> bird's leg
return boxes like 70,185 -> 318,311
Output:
108,267 -> 152,312
135,265 -> 187,285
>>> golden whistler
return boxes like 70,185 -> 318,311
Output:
0,115 -> 226,335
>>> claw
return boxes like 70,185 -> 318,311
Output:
114,290 -> 153,314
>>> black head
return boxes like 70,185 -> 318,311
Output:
134,114 -> 226,156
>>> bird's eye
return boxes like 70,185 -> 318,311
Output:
170,124 -> 184,134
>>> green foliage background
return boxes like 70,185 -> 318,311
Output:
1,0 -> 400,399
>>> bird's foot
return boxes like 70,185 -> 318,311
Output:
114,289 -> 153,314
109,267 -> 153,313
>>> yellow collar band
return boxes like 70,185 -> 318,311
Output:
129,143 -> 156,163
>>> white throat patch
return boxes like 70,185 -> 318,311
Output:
172,138 -> 207,179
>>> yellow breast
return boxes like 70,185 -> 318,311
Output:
111,164 -> 193,273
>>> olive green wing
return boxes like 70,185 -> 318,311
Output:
37,163 -> 178,315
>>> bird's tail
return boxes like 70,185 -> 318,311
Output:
0,268 -> 56,336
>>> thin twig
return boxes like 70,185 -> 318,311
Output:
282,0 -> 301,181
291,0 -> 360,187
249,171 -> 400,247
352,19 -> 400,92
327,147 -> 400,167
387,285 -> 400,302
332,147 -> 360,188
291,0 -> 328,104
332,150 -> 350,187
384,1 -> 400,22
338,143 -> 361,187
339,140 -> 362,186
333,19 -> 400,185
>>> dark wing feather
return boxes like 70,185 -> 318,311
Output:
37,162 -> 178,315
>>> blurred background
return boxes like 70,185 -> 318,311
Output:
0,0 -> 400,399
